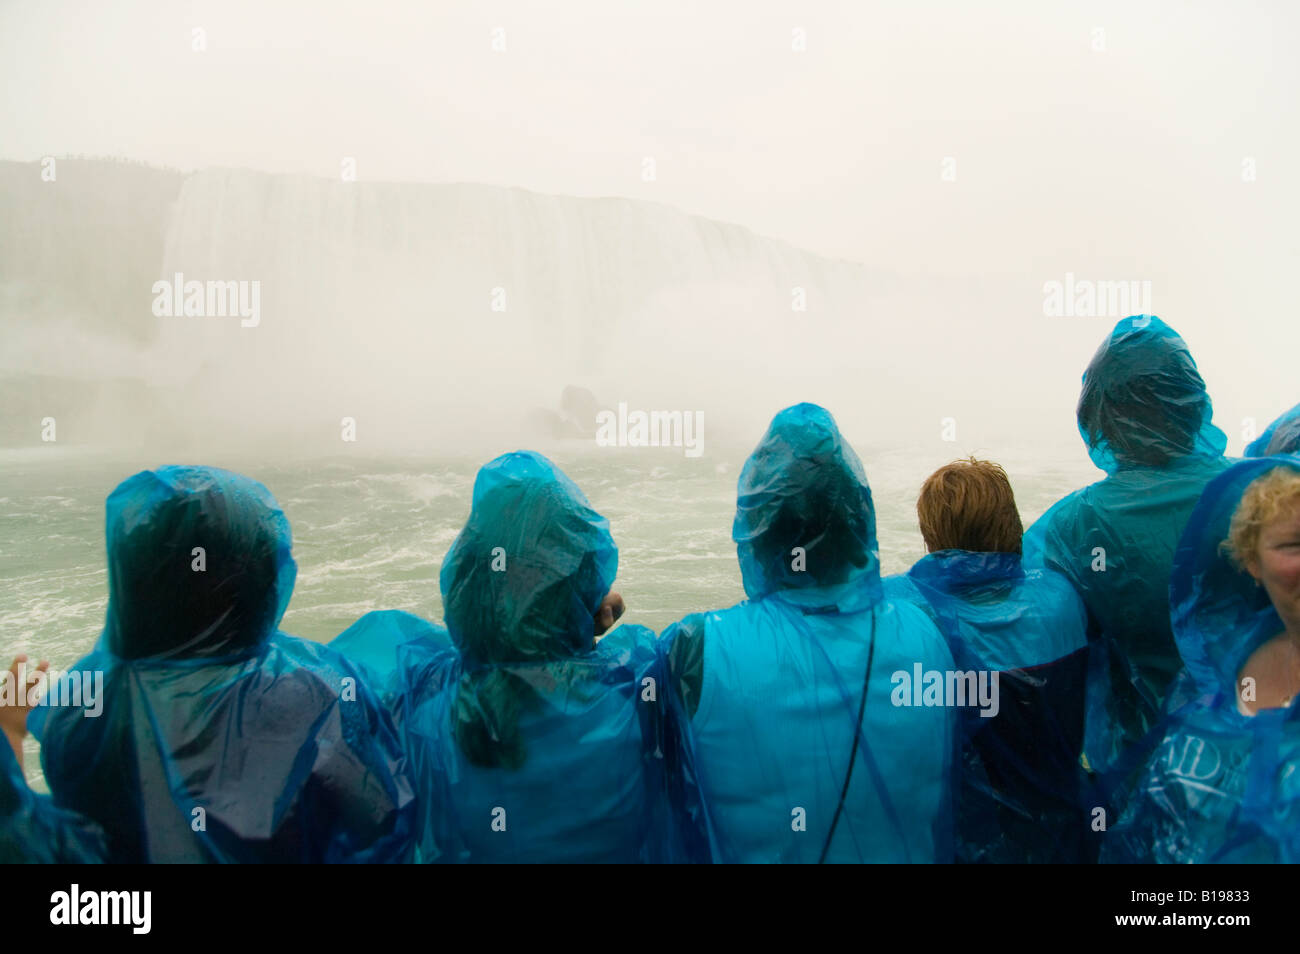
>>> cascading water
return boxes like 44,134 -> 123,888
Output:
3,159 -> 909,454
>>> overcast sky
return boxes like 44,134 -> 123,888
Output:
3,0 -> 1297,445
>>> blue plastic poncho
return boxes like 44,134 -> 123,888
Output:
1246,403 -> 1300,457
1024,315 -> 1230,776
28,466 -> 415,863
331,608 -> 452,721
0,741 -> 107,863
1104,455 -> 1300,863
334,451 -> 671,863
661,404 -> 956,863
883,552 -> 1089,863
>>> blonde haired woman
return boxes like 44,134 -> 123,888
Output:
1104,455 -> 1300,862
1224,465 -> 1300,713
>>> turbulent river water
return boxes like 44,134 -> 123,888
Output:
1,441 -> 1100,787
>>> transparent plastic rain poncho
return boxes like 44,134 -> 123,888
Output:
660,404 -> 956,863
1103,455 -> 1300,863
883,553 -> 1089,863
27,466 -> 415,863
0,741 -> 107,863
332,451 -> 673,863
1246,403 -> 1300,457
1023,315 -> 1230,777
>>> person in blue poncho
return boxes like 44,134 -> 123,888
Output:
882,457 -> 1089,863
0,656 -> 107,862
1023,315 -> 1230,777
26,466 -> 415,863
332,450 -> 671,863
1104,455 -> 1300,862
0,743 -> 108,863
1246,402 -> 1300,457
660,403 -> 956,863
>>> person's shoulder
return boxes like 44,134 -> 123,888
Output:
1237,633 -> 1288,708
873,596 -> 952,663
656,613 -> 713,675
1024,565 -> 1085,605
1181,454 -> 1233,477
1056,478 -> 1110,511
661,602 -> 751,645
1024,485 -> 1096,551
1038,479 -> 1098,511
267,630 -> 340,666
877,593 -> 939,626
594,621 -> 659,662
1243,633 -> 1286,667
261,634 -> 369,697
880,572 -> 922,604
331,609 -> 452,659
1013,567 -> 1090,656
266,632 -> 414,710
660,610 -> 711,639
880,572 -> 936,618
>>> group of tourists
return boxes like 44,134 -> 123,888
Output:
3,314 -> 1298,863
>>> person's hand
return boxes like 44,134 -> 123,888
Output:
594,591 -> 625,637
0,655 -> 48,770
0,655 -> 49,740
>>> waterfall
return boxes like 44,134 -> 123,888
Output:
3,159 -> 909,452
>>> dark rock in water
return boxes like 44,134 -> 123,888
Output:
559,386 -> 599,437
526,386 -> 600,439
525,407 -> 565,439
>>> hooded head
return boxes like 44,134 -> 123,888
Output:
1246,403 -> 1300,458
1076,315 -> 1227,473
104,466 -> 296,660
440,451 -> 616,664
1170,456 -> 1300,704
733,403 -> 880,606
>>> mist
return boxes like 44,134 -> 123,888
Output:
2,0 -> 1298,463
